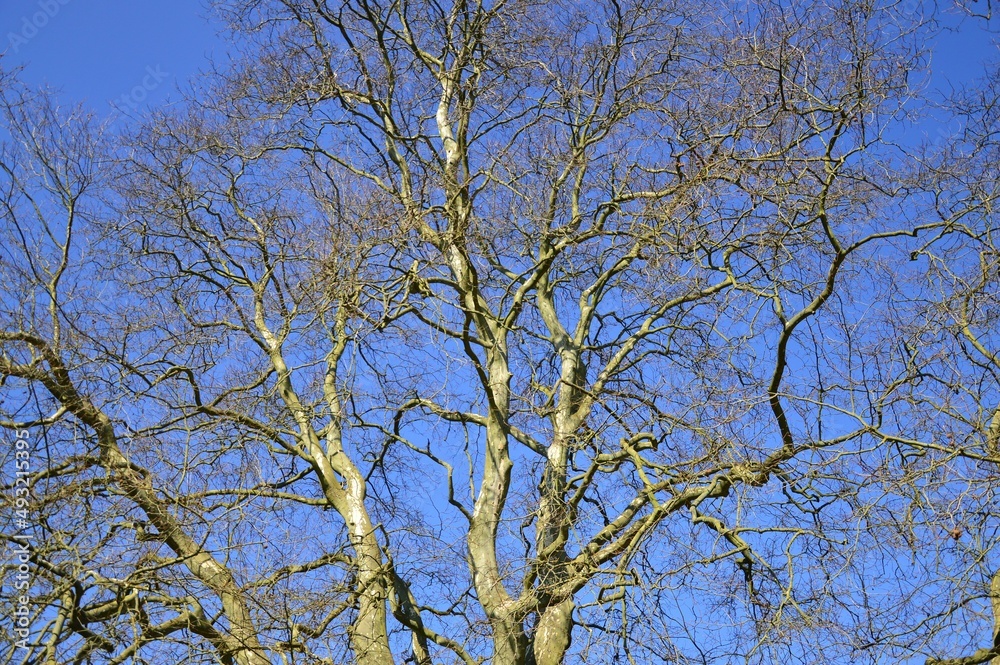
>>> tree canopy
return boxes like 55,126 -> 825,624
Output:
3,1 -> 1000,664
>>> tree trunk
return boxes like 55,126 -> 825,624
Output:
532,600 -> 574,665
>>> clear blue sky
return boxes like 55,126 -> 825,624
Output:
0,0 -> 223,116
930,15 -> 999,89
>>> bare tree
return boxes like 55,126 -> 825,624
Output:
4,2 -> 1000,664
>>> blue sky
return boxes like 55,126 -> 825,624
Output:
0,0 -> 223,117
930,15 -> 999,89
